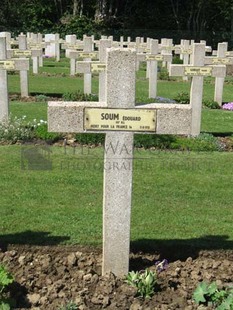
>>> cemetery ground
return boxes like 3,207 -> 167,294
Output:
0,57 -> 233,309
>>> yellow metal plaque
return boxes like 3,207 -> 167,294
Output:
128,43 -> 136,48
13,50 -> 32,57
84,108 -> 156,132
28,44 -> 42,49
78,52 -> 98,59
146,54 -> 164,61
67,44 -> 82,49
181,48 -> 192,54
0,60 -> 15,70
212,57 -> 231,64
162,46 -> 174,51
91,63 -> 106,73
184,66 -> 212,76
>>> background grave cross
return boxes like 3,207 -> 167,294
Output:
174,40 -> 192,81
145,39 -> 172,98
76,39 -> 111,101
48,48 -> 192,277
74,36 -> 97,93
169,43 -> 226,136
7,46 -> 42,75
0,37 -> 29,122
205,42 -> 230,105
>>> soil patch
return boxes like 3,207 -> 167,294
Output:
0,245 -> 232,309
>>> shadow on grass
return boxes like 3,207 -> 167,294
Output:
210,132 -> 233,137
0,230 -> 70,250
130,235 -> 233,266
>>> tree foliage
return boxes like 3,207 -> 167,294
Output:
0,0 -> 232,47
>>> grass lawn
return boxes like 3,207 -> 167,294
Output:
9,101 -> 233,135
0,146 -> 232,251
1,57 -> 233,251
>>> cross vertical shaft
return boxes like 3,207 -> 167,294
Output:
102,49 -> 136,276
0,38 -> 9,122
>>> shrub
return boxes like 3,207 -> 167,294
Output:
0,264 -> 14,309
171,133 -> 221,152
125,259 -> 168,299
74,133 -> 222,152
173,92 -> 190,104
75,133 -> 105,145
193,281 -> 233,309
0,115 -> 37,143
172,56 -> 183,64
35,123 -> 62,142
62,91 -> 98,102
35,94 -> 49,102
134,134 -> 177,149
158,67 -> 169,80
203,99 -> 220,109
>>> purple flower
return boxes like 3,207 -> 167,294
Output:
222,102 -> 233,111
155,259 -> 168,273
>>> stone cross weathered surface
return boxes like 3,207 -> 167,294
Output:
169,43 -> 226,136
62,37 -> 84,76
160,38 -> 173,68
146,40 -> 172,98
18,34 -> 30,97
48,48 -> 192,277
7,45 -> 42,75
0,37 -> 29,122
174,40 -> 192,81
76,39 -> 111,101
205,42 -> 229,105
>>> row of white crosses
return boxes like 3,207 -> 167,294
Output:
75,36 -> 174,100
169,43 -> 226,135
173,40 -> 232,105
0,37 -> 29,122
1,32 -> 45,75
48,47 -> 193,277
9,34 -> 43,76
205,42 -> 233,105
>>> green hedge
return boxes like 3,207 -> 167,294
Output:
75,133 -> 222,152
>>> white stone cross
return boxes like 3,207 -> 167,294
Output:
26,35 -> 46,68
17,34 -> 30,97
76,39 -> 112,101
7,47 -> 42,75
78,36 -> 95,93
174,40 -> 192,81
145,40 -> 172,98
160,38 -> 173,68
0,37 -> 29,122
48,48 -> 192,277
62,37 -> 84,76
169,43 -> 226,136
205,42 -> 230,105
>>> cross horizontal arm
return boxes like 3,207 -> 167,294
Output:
169,64 -> 226,77
76,61 -> 106,74
48,102 -> 192,135
7,49 -> 42,58
0,58 -> 29,70
205,56 -> 233,65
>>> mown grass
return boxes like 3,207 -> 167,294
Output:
0,146 -> 232,250
9,101 -> 233,134
1,56 -> 233,251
